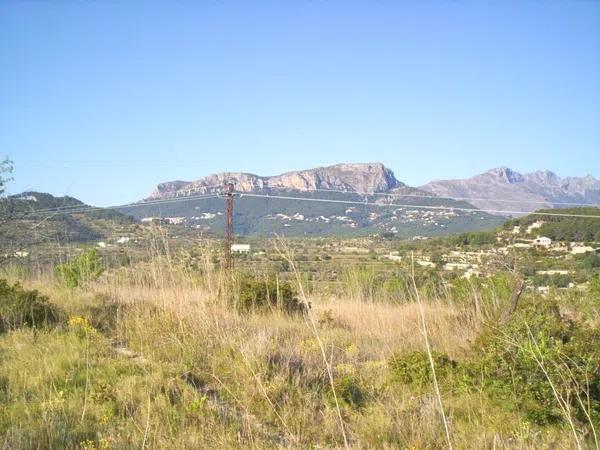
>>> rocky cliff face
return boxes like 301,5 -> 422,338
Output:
421,167 -> 600,214
148,163 -> 404,199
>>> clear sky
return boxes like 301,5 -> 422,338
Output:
1,1 -> 599,206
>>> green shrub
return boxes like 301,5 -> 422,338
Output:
0,279 -> 59,332
464,297 -> 600,425
55,249 -> 104,288
388,350 -> 456,387
236,274 -> 306,314
452,230 -> 496,247
332,373 -> 365,409
450,272 -> 514,319
589,276 -> 600,299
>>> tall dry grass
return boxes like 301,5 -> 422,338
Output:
2,236 -> 595,449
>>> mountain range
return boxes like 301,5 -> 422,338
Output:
146,162 -> 600,215
129,163 -> 599,236
10,163 -> 598,238
421,166 -> 600,214
148,163 -> 417,199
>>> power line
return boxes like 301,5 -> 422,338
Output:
11,193 -> 221,218
9,190 -> 600,221
222,182 -> 236,270
308,188 -> 600,208
240,192 -> 600,219
12,159 -> 599,207
152,184 -> 600,209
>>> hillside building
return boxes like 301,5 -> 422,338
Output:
231,244 -> 251,253
533,236 -> 552,248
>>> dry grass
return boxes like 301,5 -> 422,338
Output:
2,242 -> 597,449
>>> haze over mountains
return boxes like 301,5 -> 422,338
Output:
128,163 -> 496,236
9,163 -> 599,238
147,162 -> 600,215
148,163 -> 421,199
421,167 -> 600,214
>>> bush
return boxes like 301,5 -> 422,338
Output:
388,350 -> 456,387
452,231 -> 496,247
332,373 -> 365,409
589,276 -> 600,299
55,249 -> 104,288
236,274 -> 306,314
464,297 -> 600,425
0,279 -> 59,332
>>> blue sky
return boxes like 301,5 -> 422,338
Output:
1,1 -> 599,206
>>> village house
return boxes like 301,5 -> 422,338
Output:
537,269 -> 571,275
165,217 -> 186,225
231,244 -> 251,253
533,236 -> 552,248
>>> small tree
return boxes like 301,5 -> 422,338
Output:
236,273 -> 306,314
0,279 -> 59,332
0,159 -> 17,265
0,158 -> 13,196
55,249 -> 104,288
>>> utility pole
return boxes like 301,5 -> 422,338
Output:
224,182 -> 234,270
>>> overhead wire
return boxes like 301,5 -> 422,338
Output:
8,189 -> 600,220
239,192 -> 600,219
16,160 -> 599,208
307,188 -> 600,208
11,193 -> 221,218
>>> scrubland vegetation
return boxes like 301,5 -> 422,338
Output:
1,236 -> 599,449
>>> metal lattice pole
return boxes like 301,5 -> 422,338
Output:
224,182 -> 234,269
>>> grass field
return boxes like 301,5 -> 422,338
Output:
1,239 -> 599,449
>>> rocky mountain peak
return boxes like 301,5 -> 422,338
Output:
422,167 -> 600,215
485,167 -> 524,184
525,170 -> 560,186
147,162 -> 403,200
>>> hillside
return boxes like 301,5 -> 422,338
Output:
421,167 -> 600,214
505,207 -> 600,242
130,163 -> 504,236
126,189 -> 503,237
0,192 -> 135,248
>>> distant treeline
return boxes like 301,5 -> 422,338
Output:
4,191 -> 134,224
506,207 -> 600,242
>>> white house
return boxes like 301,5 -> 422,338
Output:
533,236 -> 552,248
537,270 -> 571,275
231,244 -> 251,253
116,237 -> 130,244
165,217 -> 186,225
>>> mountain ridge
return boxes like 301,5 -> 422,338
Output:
134,163 -> 503,236
421,166 -> 600,214
148,163 -> 411,199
